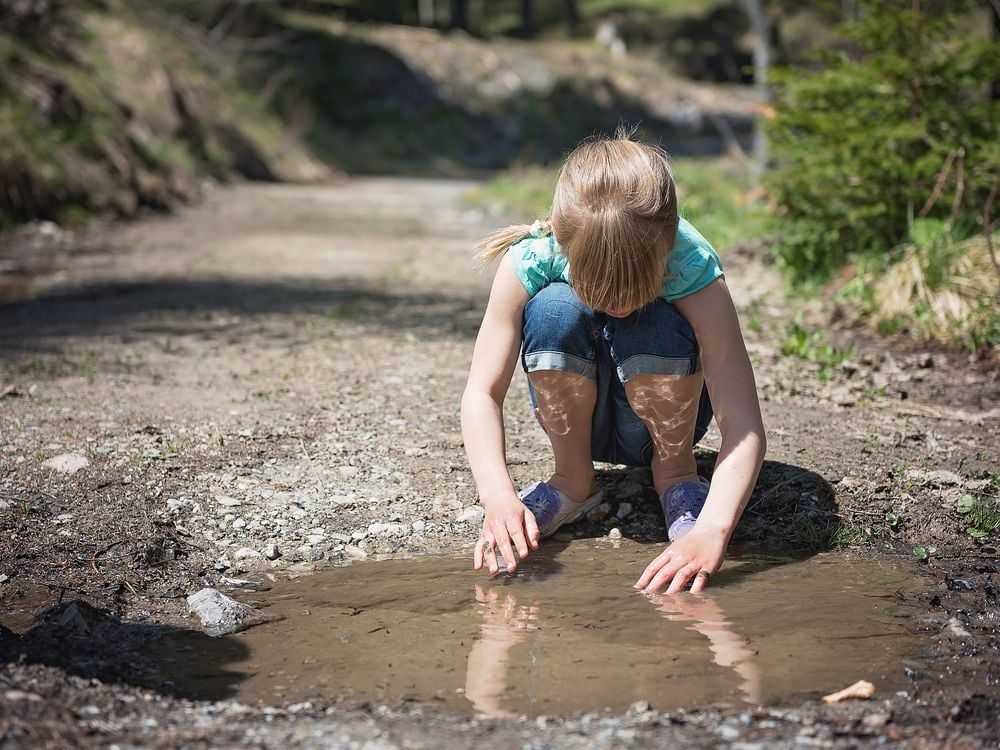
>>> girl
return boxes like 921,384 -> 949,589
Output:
461,133 -> 766,594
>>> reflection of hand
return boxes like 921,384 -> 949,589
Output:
474,583 -> 539,632
473,498 -> 540,575
647,589 -> 762,705
633,527 -> 727,594
466,583 -> 540,718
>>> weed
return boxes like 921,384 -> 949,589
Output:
957,478 -> 1000,539
913,545 -> 938,561
780,315 -> 853,381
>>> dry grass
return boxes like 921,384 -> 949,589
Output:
868,233 -> 1000,358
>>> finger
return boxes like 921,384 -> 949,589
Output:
507,520 -> 530,560
523,510 -> 541,549
665,563 -> 701,595
634,550 -> 673,589
644,558 -> 687,593
689,569 -> 711,594
474,538 -> 484,570
483,536 -> 500,576
493,526 -> 518,573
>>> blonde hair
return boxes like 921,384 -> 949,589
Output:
477,133 -> 678,313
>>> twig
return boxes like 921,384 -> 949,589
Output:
946,148 -> 965,231
983,163 -> 1000,293
919,149 -> 957,217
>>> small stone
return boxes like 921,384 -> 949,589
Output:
608,528 -> 622,540
411,520 -> 426,532
343,545 -> 368,560
0,574 -> 9,584
214,559 -> 231,571
456,506 -> 485,524
946,617 -> 972,637
904,469 -> 962,487
216,495 -> 242,507
219,576 -> 265,591
861,712 -> 891,730
627,700 -> 651,714
306,534 -> 325,545
231,518 -> 247,530
233,547 -> 263,561
4,690 -> 42,702
617,503 -> 633,519
187,588 -> 284,636
41,453 -> 89,474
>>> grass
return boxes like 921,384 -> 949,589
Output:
465,155 -> 768,253
835,230 -> 1000,357
957,474 -> 1000,540
779,316 -> 853,382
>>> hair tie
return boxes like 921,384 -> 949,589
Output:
528,219 -> 552,239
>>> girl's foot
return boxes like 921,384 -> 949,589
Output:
660,479 -> 710,542
519,481 -> 603,538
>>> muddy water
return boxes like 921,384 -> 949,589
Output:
145,541 -> 930,716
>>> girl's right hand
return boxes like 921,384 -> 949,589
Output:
473,498 -> 540,575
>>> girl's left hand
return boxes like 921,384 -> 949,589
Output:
633,527 -> 727,594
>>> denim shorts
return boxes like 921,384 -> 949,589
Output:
521,282 -> 713,467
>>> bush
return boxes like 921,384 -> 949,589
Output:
765,0 -> 1000,283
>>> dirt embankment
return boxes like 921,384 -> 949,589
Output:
0,177 -> 997,747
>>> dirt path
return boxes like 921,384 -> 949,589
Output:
1,178 -> 998,747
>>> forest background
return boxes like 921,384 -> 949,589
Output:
1,0 -> 998,356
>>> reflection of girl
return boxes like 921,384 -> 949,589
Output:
462,132 -> 766,592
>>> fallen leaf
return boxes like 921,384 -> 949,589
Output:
822,680 -> 875,703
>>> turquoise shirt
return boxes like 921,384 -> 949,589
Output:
509,217 -> 724,302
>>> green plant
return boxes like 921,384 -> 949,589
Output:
913,545 -> 937,560
780,315 -> 853,381
957,480 -> 1000,539
766,1 -> 1000,283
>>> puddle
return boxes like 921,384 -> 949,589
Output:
144,541 -> 931,716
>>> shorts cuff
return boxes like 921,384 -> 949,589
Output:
618,354 -> 700,382
523,351 -> 597,380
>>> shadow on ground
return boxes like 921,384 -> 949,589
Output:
0,277 -> 487,353
0,601 -> 250,701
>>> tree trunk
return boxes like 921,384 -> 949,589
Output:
450,0 -> 468,30
563,0 -> 579,36
521,0 -> 535,37
741,0 -> 771,176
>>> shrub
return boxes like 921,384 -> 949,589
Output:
765,0 -> 1000,283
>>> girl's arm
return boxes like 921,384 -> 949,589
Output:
634,278 -> 766,594
462,254 -> 538,575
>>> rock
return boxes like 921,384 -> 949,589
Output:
608,528 -> 622,540
0,574 -> 8,584
216,495 -> 242,507
617,503 -> 633,519
263,543 -> 281,560
186,588 -> 284,637
41,453 -> 89,474
945,617 -> 972,637
343,545 -> 368,560
220,576 -> 266,591
456,506 -> 485,524
904,469 -> 962,487
233,547 -> 263,561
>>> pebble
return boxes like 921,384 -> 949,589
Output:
0,574 -> 9,584
608,528 -> 622,540
617,503 -> 633,519
186,588 -> 284,636
343,545 -> 368,560
217,495 -> 242,507
946,617 -> 972,637
904,469 -> 962,487
41,453 -> 89,474
455,506 -> 485,524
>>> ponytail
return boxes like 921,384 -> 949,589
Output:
475,219 -> 553,267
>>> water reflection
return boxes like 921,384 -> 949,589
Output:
646,590 -> 762,705
464,579 -> 761,717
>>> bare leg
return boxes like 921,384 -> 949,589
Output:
624,373 -> 703,496
527,370 -> 597,503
